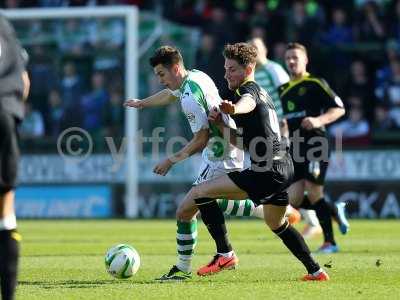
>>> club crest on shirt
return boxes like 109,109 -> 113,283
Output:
287,100 -> 296,111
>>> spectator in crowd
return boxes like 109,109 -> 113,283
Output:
60,62 -> 83,128
353,1 -> 386,42
203,6 -> 235,48
249,1 -> 270,30
46,89 -> 65,137
195,33 -> 226,95
88,17 -> 124,70
329,106 -> 370,146
56,19 -> 88,56
285,0 -> 321,46
321,7 -> 353,46
19,103 -> 45,138
375,59 -> 400,128
373,103 -> 398,131
375,40 -> 400,87
80,72 -> 109,136
385,0 -> 400,43
60,61 -> 83,108
104,88 -> 124,137
344,60 -> 375,121
28,45 -> 58,116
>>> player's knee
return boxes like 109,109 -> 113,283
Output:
176,207 -> 194,221
265,218 -> 285,231
176,200 -> 197,221
264,214 -> 286,231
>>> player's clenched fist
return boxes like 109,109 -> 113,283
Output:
124,99 -> 145,109
301,117 -> 322,130
219,100 -> 235,115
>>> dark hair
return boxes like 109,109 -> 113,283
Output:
223,43 -> 258,67
285,42 -> 308,56
149,46 -> 184,68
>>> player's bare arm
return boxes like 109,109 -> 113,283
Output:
301,107 -> 345,130
219,95 -> 256,115
153,128 -> 209,176
124,89 -> 177,109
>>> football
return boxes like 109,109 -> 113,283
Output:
104,244 -> 140,279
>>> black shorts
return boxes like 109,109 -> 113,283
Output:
292,158 -> 329,185
0,111 -> 19,193
290,140 -> 330,185
227,154 -> 294,206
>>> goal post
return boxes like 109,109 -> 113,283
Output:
2,6 -> 140,218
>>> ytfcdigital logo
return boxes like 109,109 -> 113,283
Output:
56,126 -> 343,172
56,126 -> 195,171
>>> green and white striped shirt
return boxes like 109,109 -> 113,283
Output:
173,69 -> 243,170
254,60 -> 289,119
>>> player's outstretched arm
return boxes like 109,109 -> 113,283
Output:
124,89 -> 177,109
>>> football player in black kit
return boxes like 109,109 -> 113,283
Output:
278,42 -> 348,254
181,42 -> 329,281
0,14 -> 30,300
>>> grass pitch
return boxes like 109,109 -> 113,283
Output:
17,219 -> 400,300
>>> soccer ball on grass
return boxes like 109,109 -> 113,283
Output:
105,244 -> 140,279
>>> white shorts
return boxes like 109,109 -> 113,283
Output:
193,161 -> 241,185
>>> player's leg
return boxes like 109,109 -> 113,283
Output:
305,180 -> 338,253
174,199 -> 198,274
288,178 -> 322,239
300,208 -> 322,239
217,198 -> 264,218
287,179 -> 305,207
303,193 -> 349,235
0,113 -> 20,300
263,198 -> 328,281
184,174 -> 247,275
156,197 -> 197,281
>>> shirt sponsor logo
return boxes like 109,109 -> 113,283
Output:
186,112 -> 195,123
284,110 -> 306,119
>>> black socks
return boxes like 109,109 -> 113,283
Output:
0,230 -> 20,300
302,195 -> 339,222
195,198 -> 232,253
313,198 -> 336,245
273,221 -> 320,274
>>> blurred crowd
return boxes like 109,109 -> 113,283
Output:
10,17 -> 126,151
3,0 -> 400,150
